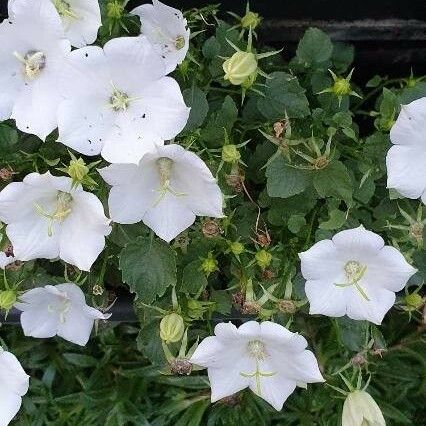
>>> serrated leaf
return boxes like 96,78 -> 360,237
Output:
296,27 -> 333,66
119,237 -> 177,303
266,155 -> 311,198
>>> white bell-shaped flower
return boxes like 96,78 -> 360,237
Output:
387,96 -> 426,204
99,144 -> 223,242
9,0 -> 101,48
57,36 -> 189,164
132,0 -> 190,74
299,225 -> 416,324
0,172 -> 111,271
0,0 -> 71,140
0,349 -> 30,426
15,283 -> 111,346
189,321 -> 324,411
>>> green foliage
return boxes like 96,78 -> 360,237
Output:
1,2 -> 425,425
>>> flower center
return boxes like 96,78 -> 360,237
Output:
334,260 -> 370,301
109,88 -> 131,112
175,35 -> 186,50
48,293 -> 70,324
52,0 -> 78,18
34,191 -> 73,237
153,157 -> 186,206
247,340 -> 267,360
14,50 -> 46,80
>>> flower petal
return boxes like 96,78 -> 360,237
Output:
0,388 -> 24,426
332,225 -> 384,256
57,304 -> 96,346
0,350 -> 30,396
305,279 -> 348,317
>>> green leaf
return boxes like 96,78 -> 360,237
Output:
288,214 -> 306,233
181,260 -> 208,294
183,86 -> 209,131
266,155 -> 311,198
258,72 -> 310,120
63,353 -> 98,368
296,27 -> 333,66
319,209 -> 346,230
119,237 -> 177,303
313,161 -> 353,204
336,317 -> 368,351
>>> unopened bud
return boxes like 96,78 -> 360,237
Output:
404,292 -> 424,311
333,77 -> 352,96
223,51 -> 258,86
222,144 -> 241,163
201,253 -> 218,276
255,249 -> 272,269
241,11 -> 260,29
229,241 -> 244,256
107,1 -> 124,19
68,157 -> 89,183
160,313 -> 185,344
342,390 -> 385,426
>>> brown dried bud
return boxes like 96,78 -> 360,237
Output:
273,121 -> 285,138
5,260 -> 21,271
0,167 -> 16,181
4,244 -> 14,258
241,301 -> 261,315
226,168 -> 245,193
254,230 -> 271,248
219,393 -> 242,406
170,359 -> 193,375
351,353 -> 367,367
232,291 -> 245,308
202,220 -> 222,238
277,299 -> 297,314
261,268 -> 275,280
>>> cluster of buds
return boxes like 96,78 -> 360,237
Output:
318,68 -> 362,106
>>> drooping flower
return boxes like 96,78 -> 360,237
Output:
299,225 -> 416,324
9,0 -> 101,48
0,0 -> 71,140
342,390 -> 386,426
0,349 -> 30,426
386,96 -> 426,204
131,0 -> 190,74
57,36 -> 189,163
15,283 -> 111,346
99,144 -> 223,242
189,321 -> 324,411
0,172 -> 111,271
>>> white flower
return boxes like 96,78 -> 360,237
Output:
342,390 -> 386,426
15,283 -> 111,346
0,172 -> 111,271
299,225 -> 416,325
387,97 -> 426,204
99,144 -> 223,242
0,0 -> 71,140
9,0 -> 101,48
57,36 -> 189,164
189,321 -> 324,411
0,252 -> 15,269
0,349 -> 29,426
132,0 -> 190,74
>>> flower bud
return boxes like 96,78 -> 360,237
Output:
107,1 -> 124,19
0,289 -> 17,311
342,390 -> 385,426
332,77 -> 352,97
68,157 -> 89,183
255,249 -> 272,269
201,253 -> 218,276
222,144 -> 241,163
223,52 -> 258,86
202,220 -> 222,238
229,241 -> 244,256
241,11 -> 261,29
404,292 -> 424,310
160,313 -> 185,344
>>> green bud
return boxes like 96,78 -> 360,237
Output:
223,51 -> 258,86
160,313 -> 185,344
107,1 -> 124,19
404,293 -> 424,310
241,11 -> 260,29
222,144 -> 241,163
255,249 -> 272,269
229,241 -> 244,256
201,252 -> 218,276
68,157 -> 89,183
332,77 -> 352,96
0,289 -> 17,311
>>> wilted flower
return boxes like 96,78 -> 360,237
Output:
0,172 -> 111,271
0,349 -> 30,426
57,36 -> 189,163
9,0 -> 101,48
0,0 -> 71,140
131,0 -> 190,74
15,283 -> 111,346
387,97 -> 426,204
190,321 -> 324,410
299,225 -> 416,324
342,390 -> 386,426
99,144 -> 223,242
